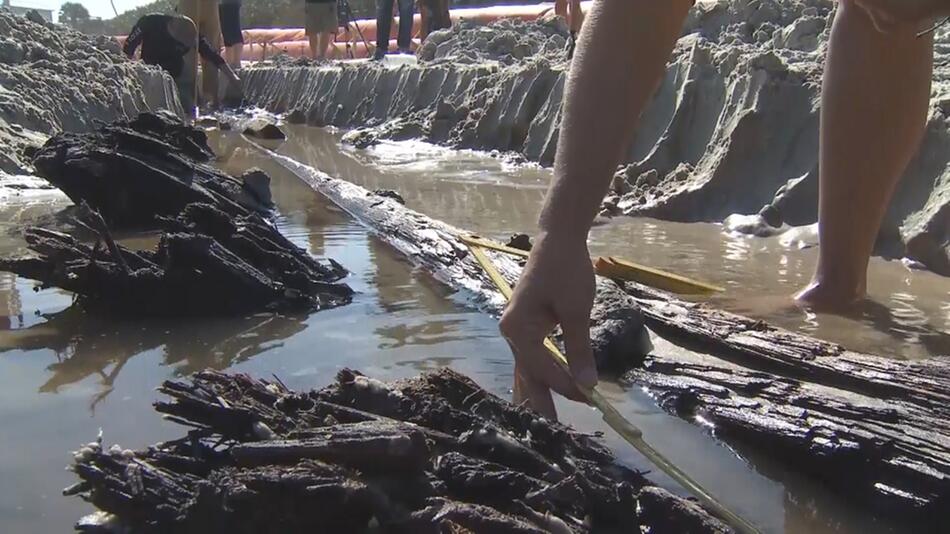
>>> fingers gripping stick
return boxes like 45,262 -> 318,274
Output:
463,236 -> 760,534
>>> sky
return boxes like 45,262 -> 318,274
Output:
9,0 -> 155,20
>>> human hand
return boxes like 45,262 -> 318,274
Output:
854,0 -> 950,33
499,232 -> 597,419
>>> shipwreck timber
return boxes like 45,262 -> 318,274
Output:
67,369 -> 730,533
0,202 -> 352,315
32,112 -> 275,228
623,285 -> 950,528
258,149 -> 654,375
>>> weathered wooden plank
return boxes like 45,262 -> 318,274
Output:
622,286 -> 950,527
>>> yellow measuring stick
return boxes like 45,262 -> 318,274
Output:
463,238 -> 759,534
461,235 -> 723,296
594,256 -> 724,295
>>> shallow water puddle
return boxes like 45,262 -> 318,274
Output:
277,125 -> 950,361
0,125 -> 943,533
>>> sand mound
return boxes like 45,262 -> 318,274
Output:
0,9 -> 180,174
418,16 -> 570,65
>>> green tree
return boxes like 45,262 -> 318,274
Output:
59,2 -> 91,27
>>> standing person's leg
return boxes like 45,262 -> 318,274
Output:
178,0 -> 200,107
317,32 -> 334,58
554,0 -> 566,18
568,0 -> 584,34
306,2 -> 319,58
796,1 -> 933,308
418,0 -> 430,40
225,44 -> 242,67
219,2 -> 244,69
375,0 -> 396,58
396,0 -> 414,52
436,0 -> 450,32
197,0 -> 222,107
314,2 -> 338,59
169,16 -> 199,120
308,37 -> 318,58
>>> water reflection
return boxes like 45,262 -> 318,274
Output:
0,272 -> 22,329
268,126 -> 551,237
0,305 -> 310,410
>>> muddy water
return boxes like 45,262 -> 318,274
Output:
268,125 -> 950,361
0,156 -> 511,533
0,125 -> 944,534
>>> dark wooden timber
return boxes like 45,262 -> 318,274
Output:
622,285 -> 950,528
66,369 -> 730,533
0,202 -> 352,315
32,111 -> 274,228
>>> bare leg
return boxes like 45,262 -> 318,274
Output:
554,0 -> 567,18
196,0 -> 221,108
439,0 -> 451,31
317,32 -> 334,59
308,35 -> 318,59
225,44 -> 242,69
797,1 -> 933,308
568,0 -> 584,33
418,0 -> 430,40
506,0 -> 692,415
168,17 -> 199,120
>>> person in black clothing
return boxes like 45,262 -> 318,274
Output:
123,13 -> 241,119
373,0 -> 414,60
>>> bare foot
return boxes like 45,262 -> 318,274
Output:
794,279 -> 866,312
721,293 -> 811,325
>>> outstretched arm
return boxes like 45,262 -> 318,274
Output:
498,0 -> 693,419
123,21 -> 143,58
197,37 -> 240,84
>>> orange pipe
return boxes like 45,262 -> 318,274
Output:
241,4 -> 562,45
242,38 -> 423,61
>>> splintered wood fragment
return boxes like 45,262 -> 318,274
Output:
232,421 -> 432,472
